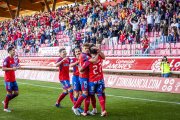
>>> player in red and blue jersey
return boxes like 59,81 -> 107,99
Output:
72,43 -> 91,115
55,48 -> 74,107
88,45 -> 107,117
77,44 -> 106,116
2,46 -> 20,112
70,47 -> 81,104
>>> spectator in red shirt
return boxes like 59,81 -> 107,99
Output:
119,31 -> 126,45
141,35 -> 149,55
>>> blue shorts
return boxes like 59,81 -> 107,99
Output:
72,75 -> 81,91
60,80 -> 71,90
89,80 -> 105,95
79,77 -> 89,91
5,81 -> 19,92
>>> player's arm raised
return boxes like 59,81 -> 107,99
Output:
2,67 -> 17,71
96,44 -> 105,59
98,51 -> 105,59
70,60 -> 79,67
55,57 -> 67,67
89,54 -> 99,63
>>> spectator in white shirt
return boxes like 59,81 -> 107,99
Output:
154,11 -> 161,33
130,17 -> 140,34
146,10 -> 154,32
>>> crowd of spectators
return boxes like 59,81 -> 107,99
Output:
0,0 -> 179,54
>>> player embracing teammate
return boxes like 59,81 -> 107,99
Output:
72,43 -> 107,117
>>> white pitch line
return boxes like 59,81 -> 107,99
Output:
18,82 -> 180,105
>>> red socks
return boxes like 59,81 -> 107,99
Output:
57,92 -> 68,104
74,94 -> 87,108
98,95 -> 106,112
84,96 -> 90,113
90,95 -> 96,109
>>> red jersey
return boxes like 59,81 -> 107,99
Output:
3,56 -> 16,82
71,58 -> 79,76
56,57 -> 70,81
89,56 -> 103,82
79,53 -> 90,78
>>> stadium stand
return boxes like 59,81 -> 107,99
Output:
0,0 -> 179,56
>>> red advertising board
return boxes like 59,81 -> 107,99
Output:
1,70 -> 179,93
104,75 -> 180,93
18,57 -> 180,71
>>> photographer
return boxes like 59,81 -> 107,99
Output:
160,56 -> 171,78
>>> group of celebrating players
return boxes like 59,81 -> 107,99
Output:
2,43 -> 107,117
55,43 -> 107,116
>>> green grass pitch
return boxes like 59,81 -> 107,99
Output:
0,78 -> 180,120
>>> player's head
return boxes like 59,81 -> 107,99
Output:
82,43 -> 90,54
7,46 -> 15,57
89,45 -> 98,56
73,47 -> 81,58
59,48 -> 67,58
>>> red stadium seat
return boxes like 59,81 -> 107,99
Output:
131,44 -> 136,50
160,49 -> 166,55
170,43 -> 175,49
117,45 -> 122,50
175,43 -> 180,48
126,44 -> 131,50
150,50 -> 155,55
155,50 -> 160,55
136,44 -> 141,50
158,43 -> 164,49
165,43 -> 170,49
122,45 -> 127,50
171,49 -> 177,56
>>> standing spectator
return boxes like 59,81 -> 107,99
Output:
127,32 -> 134,44
119,31 -> 126,45
154,11 -> 161,33
160,20 -> 169,43
146,10 -> 154,34
160,56 -> 170,78
130,16 -> 140,34
141,35 -> 149,55
139,18 -> 146,38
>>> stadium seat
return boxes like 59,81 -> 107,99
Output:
136,44 -> 141,50
165,50 -> 171,56
155,50 -> 160,55
122,45 -> 127,50
131,49 -> 135,55
171,49 -> 177,56
117,45 -> 122,50
165,43 -> 170,49
114,45 -> 118,50
116,50 -> 122,56
131,44 -> 136,50
170,43 -> 175,49
126,44 -> 131,50
150,50 -> 155,55
158,43 -> 164,49
175,43 -> 180,48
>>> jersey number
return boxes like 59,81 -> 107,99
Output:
93,63 -> 102,75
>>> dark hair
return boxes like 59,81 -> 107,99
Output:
7,46 -> 14,53
89,45 -> 98,54
59,48 -> 65,53
162,56 -> 168,62
72,47 -> 81,56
